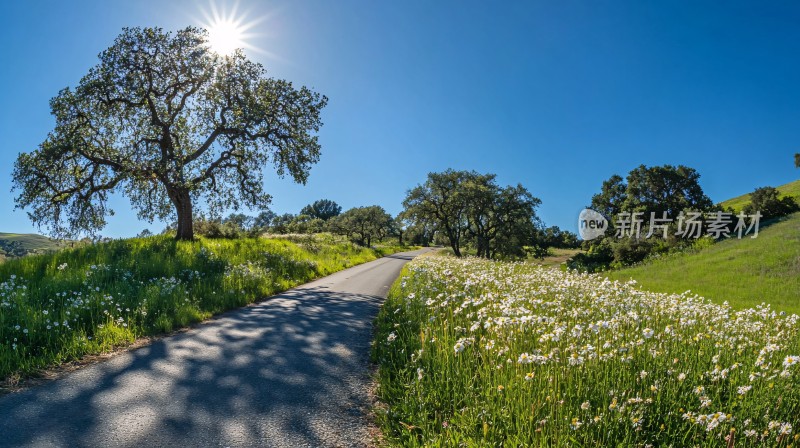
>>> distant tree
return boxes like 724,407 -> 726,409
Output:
795,153 -> 800,169
286,214 -> 325,234
403,170 -> 542,258
539,226 -> 579,249
12,27 -> 327,241
330,206 -> 393,246
136,228 -> 153,238
224,213 -> 253,231
400,215 -> 436,247
300,199 -> 342,221
252,209 -> 277,230
743,186 -> 799,220
560,230 -> 580,248
270,213 -> 296,234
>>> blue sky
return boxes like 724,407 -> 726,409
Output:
1,1 -> 799,238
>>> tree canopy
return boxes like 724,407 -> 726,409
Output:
329,205 -> 393,246
300,199 -> 342,221
13,27 -> 327,240
622,164 -> 713,217
402,169 -> 542,258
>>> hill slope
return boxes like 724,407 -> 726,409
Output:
719,178 -> 800,212
606,212 -> 800,313
0,233 -> 64,253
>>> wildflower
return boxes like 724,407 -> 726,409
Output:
737,385 -> 752,395
454,342 -> 465,354
387,332 -> 397,342
581,401 -> 590,411
783,355 -> 799,368
568,353 -> 584,366
642,328 -> 654,339
524,372 -> 534,381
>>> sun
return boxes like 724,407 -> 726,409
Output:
199,1 -> 260,56
207,18 -> 246,55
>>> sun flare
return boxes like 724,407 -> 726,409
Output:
199,2 -> 260,56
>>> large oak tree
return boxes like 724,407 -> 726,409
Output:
13,27 -> 327,240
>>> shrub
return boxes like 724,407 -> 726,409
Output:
743,186 -> 799,220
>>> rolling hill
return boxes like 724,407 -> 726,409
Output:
0,233 -> 65,260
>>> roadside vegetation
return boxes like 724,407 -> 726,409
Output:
0,234 -> 409,382
374,255 -> 800,446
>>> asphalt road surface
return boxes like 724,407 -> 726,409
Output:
0,248 -> 431,448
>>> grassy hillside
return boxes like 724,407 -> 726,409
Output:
0,233 -> 64,253
719,178 -> 800,212
0,234 -> 409,381
606,212 -> 800,313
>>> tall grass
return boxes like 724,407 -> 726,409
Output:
0,234 -> 405,381
374,255 -> 800,446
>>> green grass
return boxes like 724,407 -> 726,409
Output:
0,234 -> 409,381
532,248 -> 582,267
605,213 -> 800,314
374,255 -> 800,446
719,179 -> 800,212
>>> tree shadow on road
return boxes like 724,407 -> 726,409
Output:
0,287 -> 385,447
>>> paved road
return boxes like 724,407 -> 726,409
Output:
0,248 -> 431,448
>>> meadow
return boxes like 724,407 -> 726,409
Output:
0,234 -> 406,382
374,255 -> 800,447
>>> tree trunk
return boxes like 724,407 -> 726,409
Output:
450,236 -> 461,257
168,187 -> 194,241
